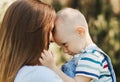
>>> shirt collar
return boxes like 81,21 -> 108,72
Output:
81,43 -> 98,53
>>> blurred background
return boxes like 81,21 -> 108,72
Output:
0,0 -> 120,81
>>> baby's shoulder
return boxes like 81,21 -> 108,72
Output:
78,50 -> 105,63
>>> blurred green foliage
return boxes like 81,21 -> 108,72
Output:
0,0 -> 120,81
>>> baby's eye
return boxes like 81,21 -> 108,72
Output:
62,43 -> 68,47
62,43 -> 66,46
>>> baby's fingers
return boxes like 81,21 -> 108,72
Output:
41,53 -> 46,60
48,50 -> 54,57
39,58 -> 45,65
50,50 -> 55,57
43,50 -> 52,58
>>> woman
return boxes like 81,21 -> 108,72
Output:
0,0 -> 62,82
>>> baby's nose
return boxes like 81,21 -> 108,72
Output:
63,47 -> 68,53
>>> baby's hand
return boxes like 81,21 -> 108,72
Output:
39,50 -> 56,69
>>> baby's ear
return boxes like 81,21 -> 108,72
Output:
76,26 -> 85,36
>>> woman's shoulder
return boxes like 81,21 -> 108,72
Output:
14,66 -> 63,82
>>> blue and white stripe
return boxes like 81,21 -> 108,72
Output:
74,44 -> 116,82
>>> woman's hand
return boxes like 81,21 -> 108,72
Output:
39,50 -> 57,69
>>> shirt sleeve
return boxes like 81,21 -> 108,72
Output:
75,53 -> 103,80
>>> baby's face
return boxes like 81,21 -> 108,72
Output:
54,20 -> 85,55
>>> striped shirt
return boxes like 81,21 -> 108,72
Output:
62,44 -> 116,82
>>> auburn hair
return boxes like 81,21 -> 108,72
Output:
0,0 -> 56,82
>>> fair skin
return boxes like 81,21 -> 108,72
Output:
39,25 -> 93,82
39,8 -> 94,82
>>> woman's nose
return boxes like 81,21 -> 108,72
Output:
50,36 -> 54,42
50,32 -> 54,43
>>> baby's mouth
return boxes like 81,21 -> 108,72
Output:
68,52 -> 74,55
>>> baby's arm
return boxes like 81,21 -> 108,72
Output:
39,50 -> 91,82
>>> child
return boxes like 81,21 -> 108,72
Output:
39,8 -> 116,82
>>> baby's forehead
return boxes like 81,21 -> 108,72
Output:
56,9 -> 84,26
55,17 -> 78,34
55,21 -> 74,34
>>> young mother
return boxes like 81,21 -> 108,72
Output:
0,0 -> 62,82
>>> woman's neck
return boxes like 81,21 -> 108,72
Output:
27,58 -> 42,66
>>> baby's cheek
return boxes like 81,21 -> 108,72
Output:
69,47 -> 75,52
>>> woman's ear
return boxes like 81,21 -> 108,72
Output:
76,26 -> 85,36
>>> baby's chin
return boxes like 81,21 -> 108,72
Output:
68,52 -> 77,56
69,51 -> 82,56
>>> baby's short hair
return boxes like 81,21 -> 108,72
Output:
56,8 -> 88,29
